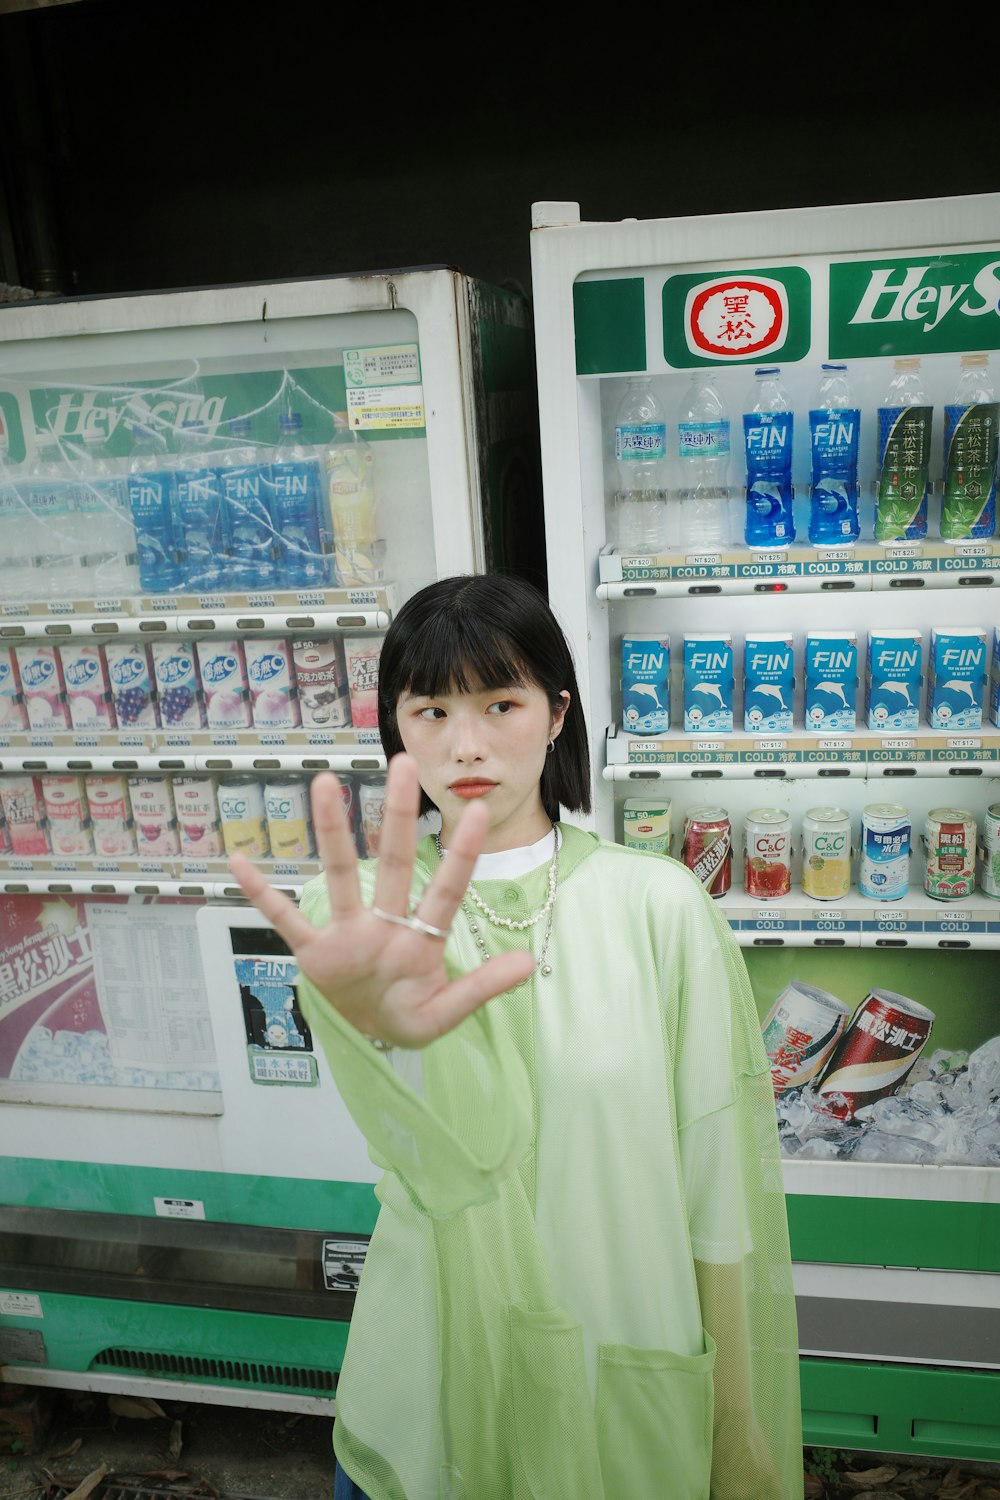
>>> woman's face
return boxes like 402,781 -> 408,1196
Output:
395,678 -> 569,851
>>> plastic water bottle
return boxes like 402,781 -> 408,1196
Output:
127,423 -> 181,594
612,379 -> 669,553
743,366 -> 795,547
218,416 -> 279,591
72,430 -> 137,597
27,433 -> 81,600
941,353 -> 998,543
0,444 -> 35,601
270,411 -> 329,588
808,364 -> 861,546
874,358 -> 931,544
172,419 -> 227,593
676,371 -> 730,550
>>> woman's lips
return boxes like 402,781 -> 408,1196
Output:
449,780 -> 498,799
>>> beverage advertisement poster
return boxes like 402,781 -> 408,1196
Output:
746,946 -> 1000,1168
229,926 -> 317,1087
0,894 -> 220,1106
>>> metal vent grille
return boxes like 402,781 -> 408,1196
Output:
92,1346 -> 337,1392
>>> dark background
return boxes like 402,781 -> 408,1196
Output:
3,0 -> 1000,303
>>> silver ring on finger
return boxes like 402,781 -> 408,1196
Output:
370,905 -> 450,940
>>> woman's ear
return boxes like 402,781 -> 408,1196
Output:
550,690 -> 571,741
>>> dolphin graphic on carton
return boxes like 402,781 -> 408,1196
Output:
805,631 -> 858,732
865,629 -> 922,731
622,636 -> 670,735
927,627 -> 988,729
743,632 -> 794,733
684,633 -> 733,732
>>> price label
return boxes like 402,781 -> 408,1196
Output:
755,740 -> 788,751
953,543 -> 992,557
882,738 -> 915,750
693,740 -> 724,752
685,553 -> 721,565
750,552 -> 785,565
818,739 -> 851,751
947,738 -> 982,750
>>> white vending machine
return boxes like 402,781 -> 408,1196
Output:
530,194 -> 1000,1462
0,267 -> 538,1410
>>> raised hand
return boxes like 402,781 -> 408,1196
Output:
228,754 -> 536,1048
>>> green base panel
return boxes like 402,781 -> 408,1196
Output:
0,1157 -> 379,1235
0,1290 -> 345,1398
802,1358 -> 1000,1461
787,1194 -> 1000,1273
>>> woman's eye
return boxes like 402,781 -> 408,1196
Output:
418,706 -> 446,721
487,700 -> 514,715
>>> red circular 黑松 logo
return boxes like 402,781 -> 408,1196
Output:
687,278 -> 786,358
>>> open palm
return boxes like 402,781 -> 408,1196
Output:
229,755 -> 536,1048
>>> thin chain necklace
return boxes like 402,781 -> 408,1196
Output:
434,826 -> 560,977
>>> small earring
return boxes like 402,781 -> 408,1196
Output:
546,739 -> 555,754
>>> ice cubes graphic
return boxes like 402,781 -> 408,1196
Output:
11,1024 -> 220,1092
775,1039 -> 1000,1166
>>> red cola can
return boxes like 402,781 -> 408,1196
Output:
815,987 -> 935,1120
681,806 -> 732,898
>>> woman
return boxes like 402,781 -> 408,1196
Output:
231,574 -> 803,1500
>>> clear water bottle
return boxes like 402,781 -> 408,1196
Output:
743,366 -> 795,547
127,422 -> 181,594
808,363 -> 861,546
218,415 -> 279,591
0,443 -> 35,601
941,353 -> 998,543
271,411 -> 329,589
612,379 -> 669,553
676,371 -> 731,550
172,419 -> 227,593
875,358 -> 932,544
73,429 -> 138,597
27,433 -> 81,600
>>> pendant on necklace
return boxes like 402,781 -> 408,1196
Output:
541,964 -> 553,977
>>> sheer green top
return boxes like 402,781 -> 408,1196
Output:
298,825 -> 802,1500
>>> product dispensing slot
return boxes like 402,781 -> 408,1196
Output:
876,938 -> 908,947
815,938 -> 846,946
818,768 -> 852,776
883,767 -> 917,776
66,760 -> 93,772
691,769 -> 724,778
89,884 -> 117,895
752,938 -> 784,946
754,769 -> 787,777
251,759 -> 282,771
350,759 -> 382,771
948,767 -> 983,776
178,885 -> 207,898
888,578 -> 926,589
3,883 -> 29,894
235,618 -> 267,632
90,619 -> 120,634
627,770 -> 662,779
284,616 -> 317,630
22,761 -> 48,772
957,576 -> 995,587
111,760 -> 140,771
156,760 -> 186,771
301,759 -> 333,770
46,884 -> 73,895
134,884 -> 161,896
138,619 -> 169,632
335,614 -> 369,628
204,759 -> 234,771
939,940 -> 972,949
185,618 -> 216,632
0,625 -> 26,638
623,587 -> 658,598
820,581 -> 856,591
42,623 -> 72,635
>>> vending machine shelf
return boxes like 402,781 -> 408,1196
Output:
598,541 -> 1000,598
1,585 -> 399,624
0,607 -> 392,641
714,883 -> 1000,949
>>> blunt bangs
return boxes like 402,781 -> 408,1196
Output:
378,575 -> 592,820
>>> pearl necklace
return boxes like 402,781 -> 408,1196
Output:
434,826 -> 560,977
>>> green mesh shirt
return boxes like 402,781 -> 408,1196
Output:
297,824 -> 803,1500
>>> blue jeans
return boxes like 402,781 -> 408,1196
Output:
334,1459 -> 370,1500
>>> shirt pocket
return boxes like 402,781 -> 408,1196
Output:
595,1331 -> 716,1500
509,1303 -> 603,1500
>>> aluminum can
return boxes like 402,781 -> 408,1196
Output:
358,775 -> 387,858
859,803 -> 910,901
816,988 -> 934,1119
0,774 -> 49,856
41,774 -> 94,856
680,807 -> 732,897
623,798 -> 672,856
339,774 -> 360,851
85,773 -> 136,857
743,807 -> 792,900
923,807 -> 977,901
174,775 -> 223,859
264,776 -> 315,859
0,803 -> 10,854
218,775 -> 269,858
802,807 -> 851,901
980,803 -> 1000,899
761,982 -> 852,1095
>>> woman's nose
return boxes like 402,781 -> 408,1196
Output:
450,713 -> 487,761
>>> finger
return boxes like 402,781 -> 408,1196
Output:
310,771 -> 363,921
415,798 -> 490,930
416,948 -> 537,1041
371,753 -> 420,916
229,851 -> 318,951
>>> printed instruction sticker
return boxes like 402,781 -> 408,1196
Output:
154,1197 -> 206,1221
322,1238 -> 369,1291
248,1051 -> 318,1086
0,1291 -> 43,1317
343,344 -> 421,389
346,384 -> 425,431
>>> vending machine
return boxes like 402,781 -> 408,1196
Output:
529,194 -> 1000,1460
0,267 -> 539,1411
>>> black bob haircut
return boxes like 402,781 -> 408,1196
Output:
377,574 -> 591,823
